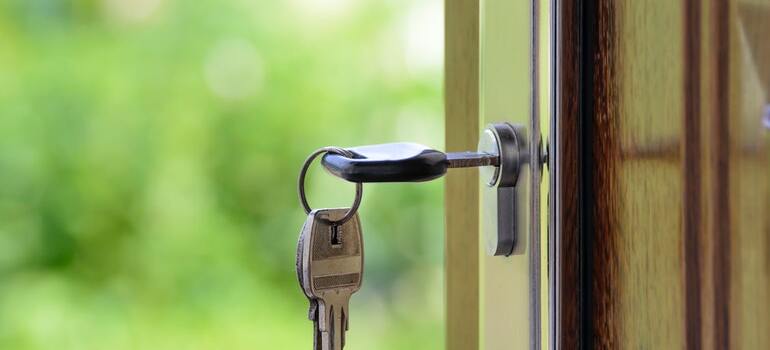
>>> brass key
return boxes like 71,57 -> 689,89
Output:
297,208 -> 364,350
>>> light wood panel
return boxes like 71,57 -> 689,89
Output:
728,0 -> 770,348
445,1 -> 479,349
591,1 -> 687,347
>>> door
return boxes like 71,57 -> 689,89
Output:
445,0 -> 770,349
553,0 -> 770,348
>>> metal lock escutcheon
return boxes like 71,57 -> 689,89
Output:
479,122 -> 528,256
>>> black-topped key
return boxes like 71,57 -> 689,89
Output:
321,142 -> 498,183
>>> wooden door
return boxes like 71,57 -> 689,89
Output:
446,0 -> 769,349
553,0 -> 770,348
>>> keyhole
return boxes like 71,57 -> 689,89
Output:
331,225 -> 342,246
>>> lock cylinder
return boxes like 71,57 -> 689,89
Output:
479,122 -> 528,256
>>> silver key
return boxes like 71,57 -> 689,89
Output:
298,208 -> 364,350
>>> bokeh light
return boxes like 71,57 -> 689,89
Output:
0,0 -> 444,348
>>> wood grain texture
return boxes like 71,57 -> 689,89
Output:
594,0 -> 693,347
600,0 -> 689,346
557,0 -> 690,347
729,1 -> 770,348
444,1 -> 479,349
555,0 -> 770,348
709,1 -> 730,348
684,0 -> 704,348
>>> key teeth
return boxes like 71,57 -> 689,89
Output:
343,305 -> 348,330
319,303 -> 347,350
314,320 -> 322,350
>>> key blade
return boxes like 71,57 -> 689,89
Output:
341,306 -> 347,348
446,151 -> 500,168
313,317 -> 323,350
317,298 -> 349,350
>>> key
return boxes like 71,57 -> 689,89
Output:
300,209 -> 363,350
298,208 -> 364,350
321,142 -> 499,183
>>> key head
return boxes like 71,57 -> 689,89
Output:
299,208 -> 364,300
321,143 -> 448,182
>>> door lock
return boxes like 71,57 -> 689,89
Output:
321,122 -> 537,256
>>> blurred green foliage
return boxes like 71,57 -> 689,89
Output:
0,0 -> 444,348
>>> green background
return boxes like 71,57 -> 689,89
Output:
0,0 -> 445,348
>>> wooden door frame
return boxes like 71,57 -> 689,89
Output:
551,0 -> 737,348
445,1 -> 480,349
447,0 -> 766,349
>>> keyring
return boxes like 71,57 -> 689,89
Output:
298,146 -> 363,225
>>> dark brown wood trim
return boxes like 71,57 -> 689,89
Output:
554,0 -> 621,347
590,0 -> 620,347
683,0 -> 703,349
554,0 -> 622,347
579,0 -> 597,346
553,0 -> 582,347
711,0 -> 731,348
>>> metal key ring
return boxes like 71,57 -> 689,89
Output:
298,146 -> 362,225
